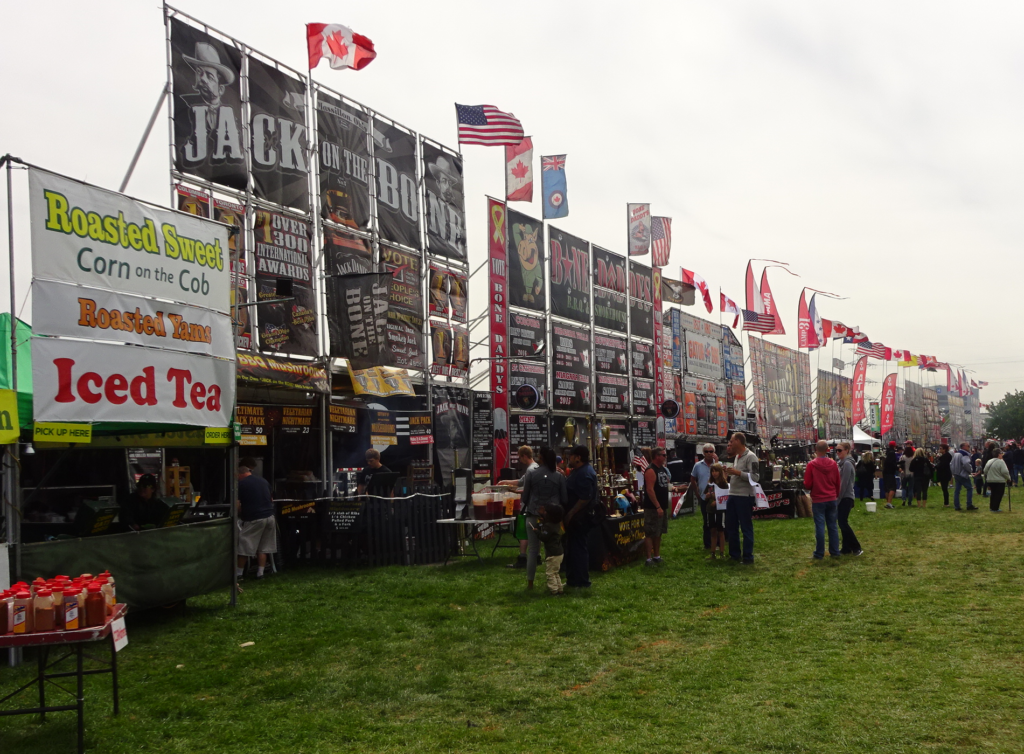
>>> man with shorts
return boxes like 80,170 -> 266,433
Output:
643,446 -> 672,566
236,457 -> 276,580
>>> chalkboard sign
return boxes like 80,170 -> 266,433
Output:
328,499 -> 364,532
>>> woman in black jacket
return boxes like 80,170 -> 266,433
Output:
934,444 -> 953,506
909,449 -> 933,508
520,447 -> 567,591
855,452 -> 876,501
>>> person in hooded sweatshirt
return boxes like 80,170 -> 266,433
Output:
804,440 -> 842,560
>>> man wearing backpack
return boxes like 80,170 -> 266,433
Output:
563,445 -> 599,589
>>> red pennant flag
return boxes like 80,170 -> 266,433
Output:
880,373 -> 897,434
745,262 -> 761,313
759,269 -> 785,335
797,290 -> 813,348
851,356 -> 867,425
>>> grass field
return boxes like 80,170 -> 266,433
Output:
2,499 -> 1024,753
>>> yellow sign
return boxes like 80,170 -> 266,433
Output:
204,427 -> 232,445
240,434 -> 268,446
0,389 -> 19,444
348,365 -> 415,397
34,422 -> 93,443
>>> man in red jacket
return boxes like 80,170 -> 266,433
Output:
804,440 -> 842,560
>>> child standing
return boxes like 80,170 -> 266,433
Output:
704,463 -> 728,559
531,504 -> 565,595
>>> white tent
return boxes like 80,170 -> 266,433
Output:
853,425 -> 881,447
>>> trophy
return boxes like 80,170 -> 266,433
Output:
563,417 -> 576,448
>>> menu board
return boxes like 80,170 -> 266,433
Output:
370,410 -> 398,446
631,341 -> 656,380
594,334 -> 628,376
509,413 -> 550,453
596,373 -> 629,414
509,312 -> 545,359
329,404 -> 357,433
472,391 -> 494,480
632,378 -> 656,416
510,360 -> 547,409
406,414 -> 434,446
280,405 -> 314,434
632,419 -> 657,448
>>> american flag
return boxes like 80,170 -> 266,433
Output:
632,453 -> 649,472
856,341 -> 891,360
542,155 -> 565,171
742,309 -> 775,333
651,217 -> 672,267
455,104 -> 524,146
977,380 -> 989,387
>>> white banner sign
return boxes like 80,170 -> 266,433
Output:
33,280 -> 235,360
33,339 -> 235,427
684,331 -> 723,381
30,169 -> 231,314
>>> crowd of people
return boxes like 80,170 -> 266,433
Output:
865,439 -> 1021,513
499,431 -> 1021,593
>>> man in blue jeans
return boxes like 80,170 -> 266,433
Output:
951,442 -> 977,511
724,433 -> 759,563
804,440 -> 842,559
563,445 -> 598,589
1010,442 -> 1024,487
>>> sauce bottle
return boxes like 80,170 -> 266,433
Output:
63,587 -> 82,630
34,588 -> 55,632
101,571 -> 117,606
31,577 -> 46,596
84,583 -> 106,628
0,590 -> 11,634
97,576 -> 115,615
13,590 -> 33,634
50,583 -> 66,630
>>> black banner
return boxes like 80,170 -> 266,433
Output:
248,57 -> 309,212
510,360 -> 547,409
316,91 -> 372,231
422,141 -> 467,261
548,227 -> 590,325
595,333 -> 628,376
433,386 -> 472,482
506,209 -> 545,313
374,120 -> 420,249
632,419 -> 657,448
596,373 -> 629,414
169,18 -> 246,191
509,312 -> 545,359
427,265 -> 468,323
324,226 -> 372,276
632,341 -> 655,380
629,261 -> 654,341
429,324 -> 469,379
509,413 -> 550,455
254,208 -> 317,356
327,273 -> 389,366
237,352 -> 330,394
593,246 -> 628,331
633,378 -> 656,416
380,245 -> 424,369
472,392 -> 494,480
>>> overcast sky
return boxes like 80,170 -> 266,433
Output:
2,1 -> 1022,400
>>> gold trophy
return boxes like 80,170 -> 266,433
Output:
563,417 -> 576,448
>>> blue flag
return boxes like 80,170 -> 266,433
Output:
541,154 -> 568,219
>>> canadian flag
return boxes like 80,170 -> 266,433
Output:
307,24 -> 377,71
720,291 -> 740,328
682,268 -> 713,313
505,137 -> 534,202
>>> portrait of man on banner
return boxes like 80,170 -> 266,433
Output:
423,143 -> 467,261
170,18 -> 246,191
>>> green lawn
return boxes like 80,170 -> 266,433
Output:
3,499 -> 1024,753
